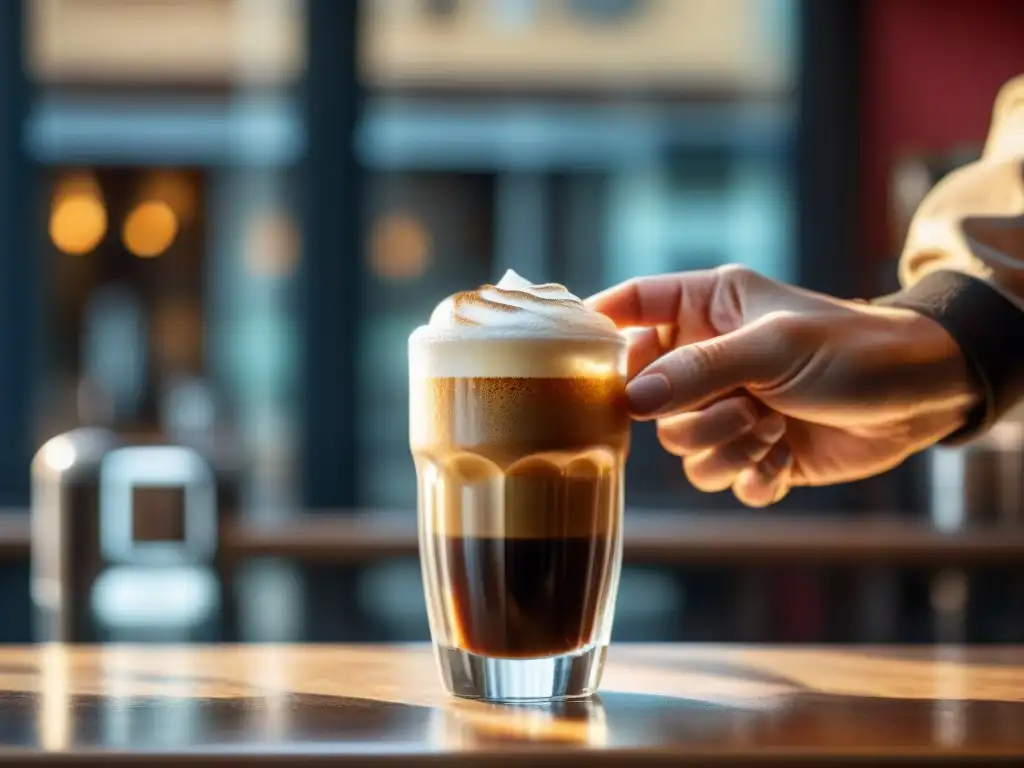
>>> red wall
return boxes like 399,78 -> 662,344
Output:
860,0 -> 1024,271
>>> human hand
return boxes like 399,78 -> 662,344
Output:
587,266 -> 980,507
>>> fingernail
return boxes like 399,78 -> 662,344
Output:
626,373 -> 672,414
752,413 -> 786,443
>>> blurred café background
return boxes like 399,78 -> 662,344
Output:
1,0 -> 1023,646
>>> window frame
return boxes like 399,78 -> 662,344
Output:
0,0 -> 38,506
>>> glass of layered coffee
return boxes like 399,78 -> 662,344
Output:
409,269 -> 629,701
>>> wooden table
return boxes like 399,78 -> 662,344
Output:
1,645 -> 1023,765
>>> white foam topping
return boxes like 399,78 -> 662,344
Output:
425,269 -> 620,340
409,269 -> 625,378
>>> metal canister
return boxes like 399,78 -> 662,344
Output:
31,428 -> 240,642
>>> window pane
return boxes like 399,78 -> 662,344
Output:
25,0 -> 307,642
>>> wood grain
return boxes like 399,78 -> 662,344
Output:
0,644 -> 1023,764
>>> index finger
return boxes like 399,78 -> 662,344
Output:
587,273 -> 687,326
585,270 -> 724,337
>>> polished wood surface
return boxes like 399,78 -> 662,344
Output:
7,508 -> 1024,565
1,644 -> 1023,764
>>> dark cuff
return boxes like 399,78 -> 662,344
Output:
873,269 -> 1024,445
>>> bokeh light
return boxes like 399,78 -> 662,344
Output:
368,213 -> 432,280
122,200 -> 179,258
50,192 -> 107,255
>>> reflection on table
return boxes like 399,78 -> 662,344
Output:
0,644 -> 1022,764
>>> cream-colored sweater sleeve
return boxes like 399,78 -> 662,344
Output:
899,74 -> 1024,309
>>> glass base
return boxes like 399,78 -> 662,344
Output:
433,643 -> 607,702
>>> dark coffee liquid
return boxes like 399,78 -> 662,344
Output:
437,533 -> 614,659
412,372 -> 628,660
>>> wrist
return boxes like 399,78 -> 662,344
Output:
830,301 -> 982,427
893,308 -> 984,416
873,270 -> 1024,444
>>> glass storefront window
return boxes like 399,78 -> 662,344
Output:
24,0 -> 308,642
27,0 -> 307,519
356,0 -> 798,510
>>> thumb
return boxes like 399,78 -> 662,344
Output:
625,313 -> 804,419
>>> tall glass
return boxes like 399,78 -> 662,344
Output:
409,333 -> 629,701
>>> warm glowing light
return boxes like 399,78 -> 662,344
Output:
122,201 -> 178,258
49,193 -> 107,255
369,213 -> 432,280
